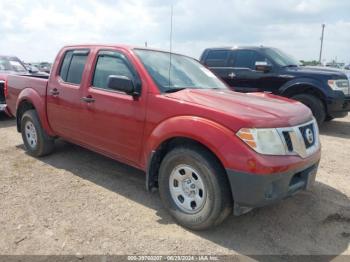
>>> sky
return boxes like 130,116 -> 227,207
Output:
0,0 -> 349,64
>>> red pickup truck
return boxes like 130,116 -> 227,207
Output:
6,45 -> 321,230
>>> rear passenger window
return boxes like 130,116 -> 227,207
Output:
59,50 -> 89,84
234,50 -> 255,69
92,51 -> 134,90
204,50 -> 229,67
59,51 -> 73,81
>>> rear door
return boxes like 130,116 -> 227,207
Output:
47,49 -> 90,142
78,49 -> 147,165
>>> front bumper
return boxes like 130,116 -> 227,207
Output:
0,103 -> 7,112
327,92 -> 350,118
226,160 -> 319,215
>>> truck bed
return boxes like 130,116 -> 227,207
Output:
6,74 -> 49,116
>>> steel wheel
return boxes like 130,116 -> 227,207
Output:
169,164 -> 207,214
24,121 -> 38,149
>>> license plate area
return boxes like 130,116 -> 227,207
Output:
289,165 -> 317,193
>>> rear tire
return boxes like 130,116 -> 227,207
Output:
21,110 -> 54,157
292,94 -> 326,125
158,145 -> 232,230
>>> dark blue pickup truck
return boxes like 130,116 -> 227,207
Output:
200,47 -> 350,124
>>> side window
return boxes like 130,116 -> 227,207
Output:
234,50 -> 255,69
92,51 -> 134,90
66,54 -> 88,84
204,50 -> 229,67
59,50 -> 88,84
253,52 -> 272,66
59,51 -> 73,81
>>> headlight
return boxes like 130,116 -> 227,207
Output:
236,128 -> 286,155
328,79 -> 350,95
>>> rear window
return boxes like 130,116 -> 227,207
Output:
204,50 -> 229,67
59,50 -> 89,84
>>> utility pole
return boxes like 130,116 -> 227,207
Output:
319,24 -> 325,64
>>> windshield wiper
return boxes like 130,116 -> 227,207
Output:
165,87 -> 187,93
283,64 -> 298,68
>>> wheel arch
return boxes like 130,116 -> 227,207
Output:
280,80 -> 327,110
16,88 -> 55,136
146,136 -> 228,192
143,116 -> 235,193
16,99 -> 36,132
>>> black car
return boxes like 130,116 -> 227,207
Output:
200,47 -> 350,124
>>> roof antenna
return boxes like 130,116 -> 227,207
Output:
168,5 -> 173,88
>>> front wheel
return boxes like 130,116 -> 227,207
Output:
158,146 -> 232,230
292,94 -> 326,125
21,110 -> 54,157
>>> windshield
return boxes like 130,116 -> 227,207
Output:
0,56 -> 27,72
263,48 -> 300,67
134,49 -> 227,92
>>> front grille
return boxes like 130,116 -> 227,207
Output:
277,119 -> 319,158
282,131 -> 293,152
0,81 -> 4,103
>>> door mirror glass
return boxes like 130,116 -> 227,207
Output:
255,61 -> 272,72
107,75 -> 135,95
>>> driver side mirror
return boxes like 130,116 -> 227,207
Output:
107,75 -> 138,96
255,61 -> 272,73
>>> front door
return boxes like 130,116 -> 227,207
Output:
79,49 -> 146,165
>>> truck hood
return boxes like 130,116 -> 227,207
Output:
165,89 -> 313,128
286,66 -> 347,79
304,66 -> 350,80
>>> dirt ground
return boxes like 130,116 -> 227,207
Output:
0,113 -> 349,257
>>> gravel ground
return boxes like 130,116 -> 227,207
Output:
0,113 -> 349,257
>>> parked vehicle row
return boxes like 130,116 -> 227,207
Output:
200,46 -> 350,124
6,44 -> 321,230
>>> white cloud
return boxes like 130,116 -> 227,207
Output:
0,0 -> 349,64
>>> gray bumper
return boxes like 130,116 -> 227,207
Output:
226,161 -> 319,215
0,104 -> 7,112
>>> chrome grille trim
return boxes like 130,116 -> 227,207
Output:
276,118 -> 320,158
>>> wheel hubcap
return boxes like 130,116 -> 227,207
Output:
169,165 -> 206,214
24,121 -> 38,148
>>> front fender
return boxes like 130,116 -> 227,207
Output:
142,116 -> 249,171
16,88 -> 55,136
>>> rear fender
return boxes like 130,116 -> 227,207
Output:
16,88 -> 55,136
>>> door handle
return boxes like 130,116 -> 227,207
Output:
81,96 -> 96,103
228,72 -> 236,79
50,88 -> 60,96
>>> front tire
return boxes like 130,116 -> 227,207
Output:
21,110 -> 54,157
158,145 -> 232,230
292,94 -> 326,125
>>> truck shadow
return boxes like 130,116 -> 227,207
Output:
319,119 -> 350,139
0,113 -> 15,128
19,140 -> 350,257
